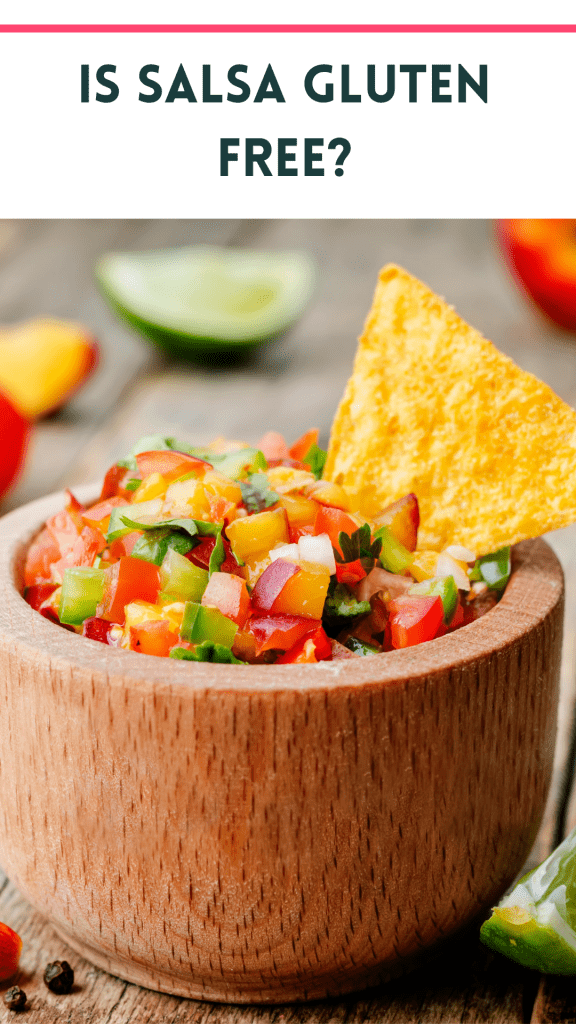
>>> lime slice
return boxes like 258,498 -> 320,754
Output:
480,828 -> 576,973
95,246 -> 317,358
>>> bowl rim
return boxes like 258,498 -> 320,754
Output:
0,485 -> 564,695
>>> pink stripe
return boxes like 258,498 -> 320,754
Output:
0,24 -> 575,33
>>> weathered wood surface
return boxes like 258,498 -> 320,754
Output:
0,219 -> 575,1020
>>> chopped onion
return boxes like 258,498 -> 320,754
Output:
436,553 -> 470,591
298,533 -> 337,574
269,544 -> 299,562
355,567 -> 412,603
444,544 -> 476,563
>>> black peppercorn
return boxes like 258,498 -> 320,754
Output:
4,986 -> 27,1011
43,959 -> 74,994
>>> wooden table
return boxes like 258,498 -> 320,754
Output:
1,219 -> 576,1022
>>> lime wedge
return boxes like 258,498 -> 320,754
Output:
480,828 -> 576,973
95,246 -> 317,358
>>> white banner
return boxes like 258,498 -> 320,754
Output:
1,5 -> 575,216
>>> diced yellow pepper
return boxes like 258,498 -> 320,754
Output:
306,480 -> 350,511
203,470 -> 243,505
163,478 -> 211,519
276,494 -> 319,531
410,551 -> 439,583
266,466 -> 316,495
272,560 -> 330,619
133,472 -> 167,503
121,599 -> 185,647
240,554 -> 271,587
226,507 -> 289,561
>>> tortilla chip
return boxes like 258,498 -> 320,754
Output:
325,263 -> 576,555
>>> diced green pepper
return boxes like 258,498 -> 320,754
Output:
131,529 -> 193,566
180,602 -> 238,648
106,498 -> 163,542
170,641 -> 244,664
303,443 -> 327,479
374,525 -> 414,574
470,546 -> 511,591
213,448 -> 267,480
344,637 -> 381,657
160,548 -> 209,601
208,530 -> 225,576
59,566 -> 106,625
409,575 -> 458,623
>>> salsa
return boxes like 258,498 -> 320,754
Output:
23,431 -> 510,664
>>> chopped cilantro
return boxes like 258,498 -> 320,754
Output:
240,473 -> 280,514
303,443 -> 327,480
119,514 -> 221,540
130,529 -> 193,566
335,524 -> 382,572
208,530 -> 225,576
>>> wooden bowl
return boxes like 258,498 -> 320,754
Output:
0,489 -> 564,1003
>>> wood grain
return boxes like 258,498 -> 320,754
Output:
0,484 -> 564,1004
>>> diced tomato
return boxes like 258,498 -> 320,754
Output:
83,616 -> 117,645
51,526 -> 107,582
252,559 -> 300,613
289,524 -> 315,544
257,431 -> 289,462
388,595 -> 443,649
24,527 -> 61,586
289,428 -> 319,462
100,463 -> 133,501
24,582 -> 58,612
97,557 -> 161,625
65,489 -> 86,530
335,559 -> 367,586
108,531 -> 141,559
201,572 -> 250,627
130,619 -> 178,657
186,536 -> 238,574
206,494 -> 236,523
247,614 -> 318,655
135,450 -> 211,484
46,508 -> 81,556
277,626 -> 332,664
267,458 -> 311,471
82,496 -> 130,533
314,506 -> 359,556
